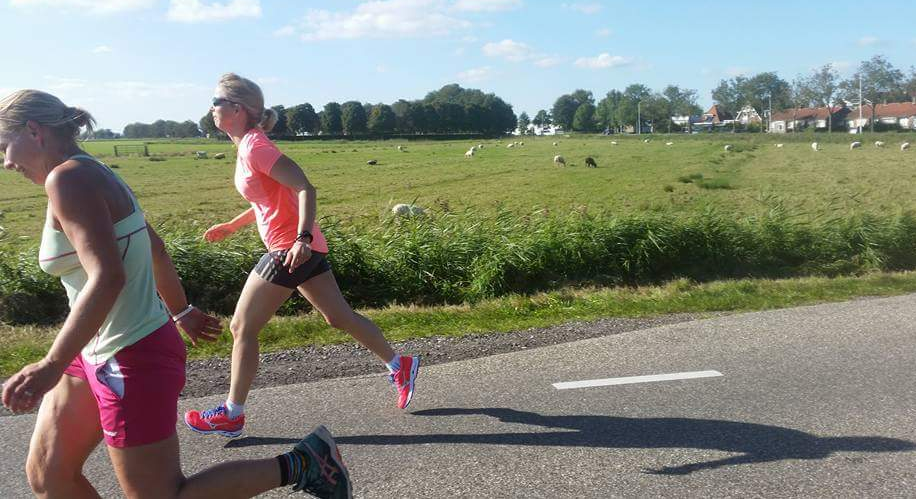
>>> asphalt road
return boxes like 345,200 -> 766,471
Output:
2,295 -> 914,498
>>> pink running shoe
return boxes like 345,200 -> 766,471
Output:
388,355 -> 420,409
184,404 -> 245,438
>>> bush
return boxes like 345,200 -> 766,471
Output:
5,208 -> 916,324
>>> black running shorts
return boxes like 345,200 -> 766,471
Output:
253,249 -> 331,289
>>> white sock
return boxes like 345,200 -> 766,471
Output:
385,354 -> 401,373
225,400 -> 244,419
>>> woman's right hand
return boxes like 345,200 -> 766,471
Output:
204,223 -> 235,243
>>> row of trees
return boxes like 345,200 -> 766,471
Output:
713,55 -> 916,132
121,120 -> 201,139
198,84 -> 517,138
526,85 -> 703,134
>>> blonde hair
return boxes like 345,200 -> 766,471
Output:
0,90 -> 95,140
216,73 -> 278,133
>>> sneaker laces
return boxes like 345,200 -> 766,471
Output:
200,404 -> 226,420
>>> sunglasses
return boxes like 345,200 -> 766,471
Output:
212,97 -> 239,107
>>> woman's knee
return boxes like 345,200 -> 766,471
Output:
26,450 -> 78,496
323,310 -> 358,331
229,315 -> 258,341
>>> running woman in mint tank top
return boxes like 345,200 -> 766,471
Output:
1,90 -> 352,498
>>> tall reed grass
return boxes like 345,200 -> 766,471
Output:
4,207 -> 916,324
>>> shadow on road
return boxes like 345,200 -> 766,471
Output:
331,407 -> 915,475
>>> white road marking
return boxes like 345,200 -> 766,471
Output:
553,370 -> 723,390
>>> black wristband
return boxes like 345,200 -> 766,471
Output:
296,230 -> 313,243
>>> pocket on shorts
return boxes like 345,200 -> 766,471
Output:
95,357 -> 126,400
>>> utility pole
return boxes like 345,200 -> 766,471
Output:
858,73 -> 864,134
637,100 -> 641,135
767,94 -> 772,134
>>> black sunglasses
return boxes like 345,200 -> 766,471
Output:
212,97 -> 239,107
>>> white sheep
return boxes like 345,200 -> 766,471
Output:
552,141 -> 558,146
643,138 -> 651,143
875,141 -> 886,148
902,142 -> 911,151
478,144 -> 484,149
724,144 -> 733,152
519,141 -> 525,146
775,144 -> 784,148
665,141 -> 674,146
553,155 -> 566,166
392,203 -> 425,217
507,143 -> 515,148
850,141 -> 862,150
397,145 -> 405,151
610,141 -> 618,145
464,148 -> 475,158
195,151 -> 208,159
811,142 -> 820,151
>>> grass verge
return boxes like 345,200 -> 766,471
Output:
3,271 -> 916,377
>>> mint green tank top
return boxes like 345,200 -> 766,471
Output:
38,155 -> 169,364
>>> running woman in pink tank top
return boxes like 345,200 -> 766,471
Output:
184,74 -> 420,437
1,90 -> 351,498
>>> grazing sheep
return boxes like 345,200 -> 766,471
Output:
194,151 -> 208,159
553,155 -> 566,166
465,148 -> 475,158
610,141 -> 618,145
850,141 -> 862,150
665,141 -> 674,146
811,142 -> 820,151
724,145 -> 733,152
584,156 -> 597,168
397,145 -> 405,151
875,141 -> 886,148
902,142 -> 911,151
519,141 -> 525,146
552,141 -> 558,146
775,144 -> 784,148
392,203 -> 425,217
478,144 -> 484,149
643,138 -> 651,143
366,159 -> 378,165
213,152 -> 226,159
507,143 -> 515,148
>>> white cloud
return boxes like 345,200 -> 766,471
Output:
574,53 -> 631,69
534,56 -> 563,68
10,0 -> 155,14
167,0 -> 261,23
274,25 -> 296,37
288,0 -> 471,41
563,2 -> 602,14
45,77 -> 89,91
595,28 -> 612,37
452,0 -> 521,12
102,81 -> 203,100
831,60 -> 852,72
92,45 -> 113,54
857,35 -> 879,46
482,39 -> 533,62
457,66 -> 493,83
375,65 -> 388,73
453,46 -> 466,56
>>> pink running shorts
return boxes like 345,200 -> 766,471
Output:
64,320 -> 186,448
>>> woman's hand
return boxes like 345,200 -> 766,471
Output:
283,240 -> 312,271
176,307 -> 223,346
1,358 -> 66,413
204,222 -> 235,243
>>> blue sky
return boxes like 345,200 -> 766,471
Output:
2,0 -> 914,132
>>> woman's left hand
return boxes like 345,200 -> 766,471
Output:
284,240 -> 312,271
1,358 -> 66,413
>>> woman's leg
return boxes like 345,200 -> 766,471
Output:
227,270 -> 295,406
298,270 -> 420,409
26,375 -> 103,499
107,428 -> 350,499
297,270 -> 395,362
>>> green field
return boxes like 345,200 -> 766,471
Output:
3,132 -> 916,251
